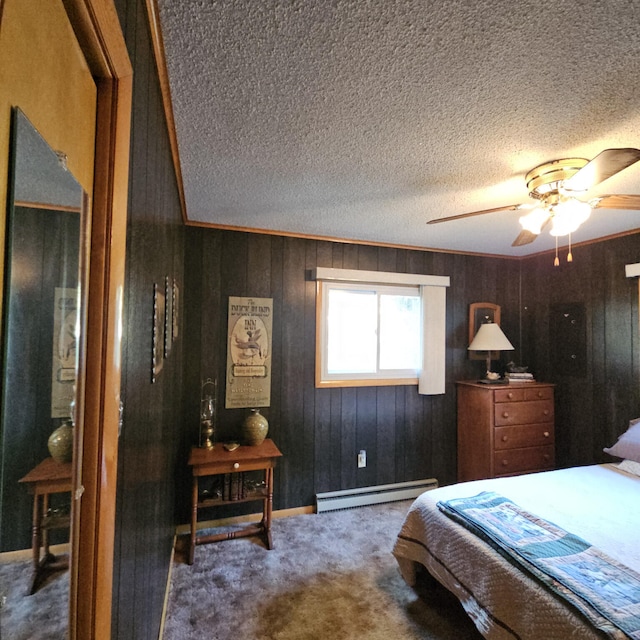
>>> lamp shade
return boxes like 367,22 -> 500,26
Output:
468,322 -> 514,351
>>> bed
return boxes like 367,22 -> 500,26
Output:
393,421 -> 640,640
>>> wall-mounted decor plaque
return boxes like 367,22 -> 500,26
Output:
225,296 -> 273,409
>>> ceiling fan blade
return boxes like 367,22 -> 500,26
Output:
511,230 -> 539,247
511,214 -> 551,247
563,148 -> 640,193
592,194 -> 640,210
427,203 -> 525,225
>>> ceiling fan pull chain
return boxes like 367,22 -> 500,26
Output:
554,236 -> 560,266
567,234 -> 573,262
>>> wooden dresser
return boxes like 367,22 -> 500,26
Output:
456,380 -> 555,481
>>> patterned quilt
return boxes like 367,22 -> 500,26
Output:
438,491 -> 640,640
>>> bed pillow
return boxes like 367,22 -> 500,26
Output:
618,458 -> 640,476
603,418 -> 640,463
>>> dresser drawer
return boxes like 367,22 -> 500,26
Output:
494,388 -> 525,403
494,423 -> 554,450
494,400 -> 554,426
494,445 -> 555,476
494,386 -> 554,403
524,386 -> 553,401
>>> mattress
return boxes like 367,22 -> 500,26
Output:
393,463 -> 640,639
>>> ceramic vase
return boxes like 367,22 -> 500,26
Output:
242,408 -> 269,446
48,421 -> 74,463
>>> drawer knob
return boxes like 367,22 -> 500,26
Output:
543,410 -> 549,416
537,391 -> 543,397
507,392 -> 513,399
543,431 -> 550,438
501,435 -> 508,442
501,460 -> 508,466
543,454 -> 550,461
233,462 -> 240,469
502,412 -> 509,418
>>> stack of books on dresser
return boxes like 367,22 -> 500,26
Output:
505,372 -> 535,383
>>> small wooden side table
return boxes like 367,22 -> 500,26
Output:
187,438 -> 282,565
19,457 -> 73,594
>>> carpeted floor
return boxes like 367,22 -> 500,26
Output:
0,554 -> 68,640
0,501 -> 485,639
163,500 -> 483,640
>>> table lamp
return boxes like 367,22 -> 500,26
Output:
468,322 -> 514,381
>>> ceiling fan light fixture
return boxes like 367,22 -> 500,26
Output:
549,197 -> 591,236
526,158 -> 588,198
518,206 -> 549,235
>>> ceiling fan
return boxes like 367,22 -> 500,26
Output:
428,148 -> 640,250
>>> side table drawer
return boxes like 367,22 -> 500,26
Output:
194,459 -> 273,476
494,400 -> 554,426
494,423 -> 554,450
494,445 -> 555,476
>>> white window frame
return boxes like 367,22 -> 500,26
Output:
313,267 -> 450,394
319,280 -> 422,384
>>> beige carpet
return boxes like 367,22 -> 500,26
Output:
163,500 -> 483,640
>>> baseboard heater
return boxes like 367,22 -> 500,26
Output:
315,478 -> 438,513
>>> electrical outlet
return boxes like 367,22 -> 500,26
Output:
358,450 -> 366,468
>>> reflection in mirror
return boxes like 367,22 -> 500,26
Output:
0,108 -> 86,634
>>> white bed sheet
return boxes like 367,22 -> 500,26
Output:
393,463 -> 640,640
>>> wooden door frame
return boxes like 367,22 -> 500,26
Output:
61,1 -> 132,638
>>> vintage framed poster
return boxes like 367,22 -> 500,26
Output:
51,287 -> 78,418
225,296 -> 273,409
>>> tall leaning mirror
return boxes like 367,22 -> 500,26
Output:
0,107 -> 88,634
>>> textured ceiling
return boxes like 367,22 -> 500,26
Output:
155,0 -> 640,257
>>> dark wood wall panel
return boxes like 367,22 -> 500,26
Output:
521,235 -> 640,469
111,0 -> 185,639
0,208 -> 78,551
181,229 -> 640,518
182,229 -> 524,513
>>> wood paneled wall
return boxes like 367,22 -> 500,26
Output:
181,228 -> 523,516
181,229 -> 640,523
0,207 -> 78,551
521,235 -> 640,468
110,1 -> 184,639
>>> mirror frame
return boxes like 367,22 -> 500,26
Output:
57,2 -> 132,639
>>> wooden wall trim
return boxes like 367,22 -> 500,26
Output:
186,218 -> 640,261
63,0 -> 132,78
145,0 -> 187,223
62,2 -> 132,639
184,219 -> 522,259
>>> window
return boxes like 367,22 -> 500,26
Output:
313,268 -> 450,394
322,282 -> 421,382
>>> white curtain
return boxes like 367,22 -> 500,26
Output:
419,284 -> 447,395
